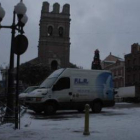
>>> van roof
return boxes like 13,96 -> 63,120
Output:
64,68 -> 111,73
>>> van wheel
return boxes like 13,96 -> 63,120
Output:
92,101 -> 102,113
44,103 -> 56,115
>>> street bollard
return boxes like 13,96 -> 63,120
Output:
83,104 -> 90,135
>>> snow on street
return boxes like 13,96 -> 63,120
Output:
0,103 -> 140,140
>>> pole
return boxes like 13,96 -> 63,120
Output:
83,104 -> 90,135
15,54 -> 20,129
5,10 -> 16,119
19,104 -> 20,129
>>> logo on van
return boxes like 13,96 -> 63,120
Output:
74,78 -> 88,85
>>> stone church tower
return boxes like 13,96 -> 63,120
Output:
38,2 -> 71,70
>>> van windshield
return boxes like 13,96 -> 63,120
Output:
48,68 -> 64,78
40,69 -> 65,88
40,77 -> 57,88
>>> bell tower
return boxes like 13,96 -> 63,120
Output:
38,2 -> 71,70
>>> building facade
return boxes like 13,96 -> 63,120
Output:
38,2 -> 71,70
125,43 -> 140,87
102,53 -> 125,88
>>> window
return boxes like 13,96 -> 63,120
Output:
133,74 -> 136,82
127,60 -> 130,66
53,77 -> 70,91
118,79 -> 121,87
127,75 -> 130,83
114,70 -> 116,76
118,69 -> 121,75
58,27 -> 64,37
47,26 -> 53,36
133,58 -> 136,65
116,80 -> 118,88
116,70 -> 118,76
120,69 -> 122,76
40,77 -> 57,88
120,79 -> 123,87
51,60 -> 58,71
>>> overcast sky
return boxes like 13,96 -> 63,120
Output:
0,0 -> 140,71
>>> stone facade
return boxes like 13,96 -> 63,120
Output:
38,2 -> 71,70
125,43 -> 140,86
102,53 -> 125,88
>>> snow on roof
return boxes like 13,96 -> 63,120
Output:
103,60 -> 116,63
118,58 -> 124,61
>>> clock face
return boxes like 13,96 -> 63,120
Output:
59,27 -> 63,37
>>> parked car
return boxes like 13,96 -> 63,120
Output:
19,86 -> 39,105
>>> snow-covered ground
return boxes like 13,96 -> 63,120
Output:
1,103 -> 140,140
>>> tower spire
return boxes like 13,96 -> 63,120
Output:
91,49 -> 102,70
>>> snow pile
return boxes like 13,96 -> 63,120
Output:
0,103 -> 140,140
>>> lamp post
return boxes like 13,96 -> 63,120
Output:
0,65 -> 8,99
0,0 -> 28,122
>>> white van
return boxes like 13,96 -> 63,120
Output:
25,68 -> 115,114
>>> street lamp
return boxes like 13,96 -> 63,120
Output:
0,3 -> 5,23
0,0 -> 28,125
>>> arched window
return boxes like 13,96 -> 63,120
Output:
47,26 -> 53,36
51,60 -> 58,71
58,27 -> 64,37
